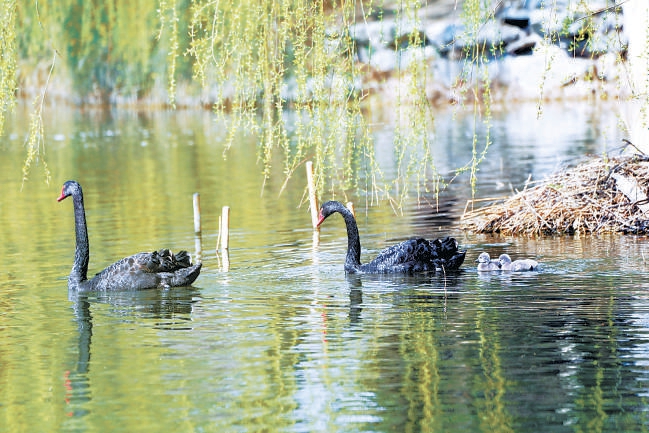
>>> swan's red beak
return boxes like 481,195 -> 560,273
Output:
316,211 -> 326,228
57,189 -> 67,202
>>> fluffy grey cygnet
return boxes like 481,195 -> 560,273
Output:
498,254 -> 538,271
476,252 -> 500,271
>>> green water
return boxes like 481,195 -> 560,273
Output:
2,104 -> 649,432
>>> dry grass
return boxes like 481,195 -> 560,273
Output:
461,153 -> 649,235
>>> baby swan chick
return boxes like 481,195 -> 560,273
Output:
498,254 -> 538,271
477,252 -> 501,271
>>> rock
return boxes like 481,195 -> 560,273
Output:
506,33 -> 541,56
309,0 -> 632,106
500,7 -> 531,29
529,8 -> 572,36
496,43 -> 599,100
348,20 -> 394,49
367,48 -> 398,72
437,21 -> 525,60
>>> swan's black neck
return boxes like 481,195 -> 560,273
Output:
335,205 -> 362,272
70,189 -> 90,284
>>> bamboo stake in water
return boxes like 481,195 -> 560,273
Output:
346,201 -> 355,218
193,193 -> 201,234
194,234 -> 202,264
220,206 -> 230,271
306,161 -> 318,229
222,247 -> 230,272
221,206 -> 230,251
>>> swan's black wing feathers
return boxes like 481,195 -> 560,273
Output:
85,250 -> 201,291
360,236 -> 465,274
428,237 -> 466,271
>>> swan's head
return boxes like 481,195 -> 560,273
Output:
316,201 -> 348,228
476,252 -> 492,264
498,254 -> 512,266
58,180 -> 82,202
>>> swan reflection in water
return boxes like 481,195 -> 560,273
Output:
63,288 -> 200,420
345,271 -> 467,324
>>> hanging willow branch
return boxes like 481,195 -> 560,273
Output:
0,0 -> 16,136
22,51 -> 54,187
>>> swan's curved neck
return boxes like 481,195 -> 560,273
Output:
337,206 -> 362,271
71,191 -> 89,283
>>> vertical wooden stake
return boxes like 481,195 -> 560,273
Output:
306,161 -> 319,229
221,206 -> 230,251
346,201 -> 355,218
194,234 -> 203,264
312,228 -> 320,250
222,248 -> 230,272
193,193 -> 201,234
220,206 -> 230,272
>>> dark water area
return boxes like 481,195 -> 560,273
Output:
2,102 -> 649,432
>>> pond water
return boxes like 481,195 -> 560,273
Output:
2,102 -> 649,432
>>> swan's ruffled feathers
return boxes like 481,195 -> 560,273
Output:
83,250 -> 201,291
361,236 -> 465,274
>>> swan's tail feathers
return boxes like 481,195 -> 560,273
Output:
444,250 -> 466,270
150,249 -> 194,272
433,237 -> 460,257
429,237 -> 465,271
169,263 -> 202,287
174,250 -> 192,267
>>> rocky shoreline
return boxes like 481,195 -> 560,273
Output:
340,0 -> 629,106
18,0 -> 630,108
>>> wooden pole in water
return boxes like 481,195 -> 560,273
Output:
193,193 -> 201,234
194,234 -> 203,264
220,206 -> 230,271
306,161 -> 318,229
193,193 -> 203,263
221,206 -> 230,251
346,201 -> 355,218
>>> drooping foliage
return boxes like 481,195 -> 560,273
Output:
6,0 -> 635,204
0,0 -> 16,134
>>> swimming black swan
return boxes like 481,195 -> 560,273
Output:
316,201 -> 466,274
58,180 -> 202,291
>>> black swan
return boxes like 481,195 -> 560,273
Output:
58,180 -> 202,291
316,201 -> 466,274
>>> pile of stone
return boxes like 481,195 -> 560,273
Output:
343,0 -> 628,103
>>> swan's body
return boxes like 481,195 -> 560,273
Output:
58,180 -> 201,291
476,252 -> 501,271
316,201 -> 466,274
498,254 -> 538,271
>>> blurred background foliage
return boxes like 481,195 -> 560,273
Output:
4,0 -> 635,204
10,0 -> 396,198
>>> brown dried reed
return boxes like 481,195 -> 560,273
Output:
461,154 -> 649,235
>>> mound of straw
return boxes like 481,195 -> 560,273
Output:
461,154 -> 649,235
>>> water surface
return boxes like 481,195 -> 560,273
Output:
2,103 -> 648,432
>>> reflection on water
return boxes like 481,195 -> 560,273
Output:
2,103 -> 649,432
64,298 -> 92,422
63,288 -> 201,426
